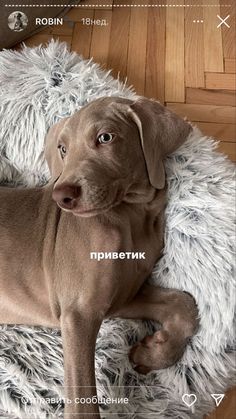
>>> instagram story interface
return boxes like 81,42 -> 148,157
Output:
0,1 -> 235,419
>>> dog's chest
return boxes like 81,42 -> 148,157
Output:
54,209 -> 161,297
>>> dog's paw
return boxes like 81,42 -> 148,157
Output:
129,329 -> 186,374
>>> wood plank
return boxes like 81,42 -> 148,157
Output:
203,1 -> 224,72
165,0 -> 185,102
205,73 -> 236,90
22,34 -> 71,50
90,10 -> 112,67
197,122 -> 235,142
71,10 -> 94,59
65,8 -> 90,22
205,387 -> 236,418
186,88 -> 236,107
185,3 -> 204,88
145,0 -> 165,103
167,103 -> 235,124
217,141 -> 236,161
51,20 -> 74,36
220,0 -> 236,59
126,0 -> 148,95
225,59 -> 236,73
107,0 -> 130,81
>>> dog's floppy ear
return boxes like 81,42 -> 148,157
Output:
44,117 -> 69,181
128,97 -> 192,189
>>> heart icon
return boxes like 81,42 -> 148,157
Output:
182,393 -> 197,407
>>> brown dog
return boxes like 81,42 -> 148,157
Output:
0,97 -> 198,418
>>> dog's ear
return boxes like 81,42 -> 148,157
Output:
44,117 -> 69,181
128,97 -> 192,189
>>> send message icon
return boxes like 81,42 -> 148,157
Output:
211,394 -> 225,407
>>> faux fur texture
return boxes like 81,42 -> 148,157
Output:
0,41 -> 235,419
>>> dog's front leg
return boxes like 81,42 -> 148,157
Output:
61,309 -> 102,419
112,284 -> 199,372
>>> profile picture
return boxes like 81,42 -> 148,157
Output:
8,11 -> 28,32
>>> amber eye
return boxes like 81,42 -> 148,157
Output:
97,133 -> 114,144
58,144 -> 66,159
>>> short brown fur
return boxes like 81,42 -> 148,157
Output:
0,97 -> 198,418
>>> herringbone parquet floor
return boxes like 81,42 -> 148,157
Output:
20,0 -> 236,163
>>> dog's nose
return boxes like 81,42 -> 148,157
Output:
52,184 -> 81,210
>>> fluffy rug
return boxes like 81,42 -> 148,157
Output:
0,41 -> 235,419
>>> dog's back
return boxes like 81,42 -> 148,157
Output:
0,185 -> 57,326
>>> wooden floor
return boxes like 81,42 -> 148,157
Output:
16,1 -> 235,418
205,387 -> 236,419
19,0 -> 236,162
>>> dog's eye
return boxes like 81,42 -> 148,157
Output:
97,133 -> 114,144
58,144 -> 67,159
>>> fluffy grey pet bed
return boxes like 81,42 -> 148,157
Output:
0,41 -> 235,419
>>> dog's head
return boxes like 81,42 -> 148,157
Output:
45,97 -> 191,217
